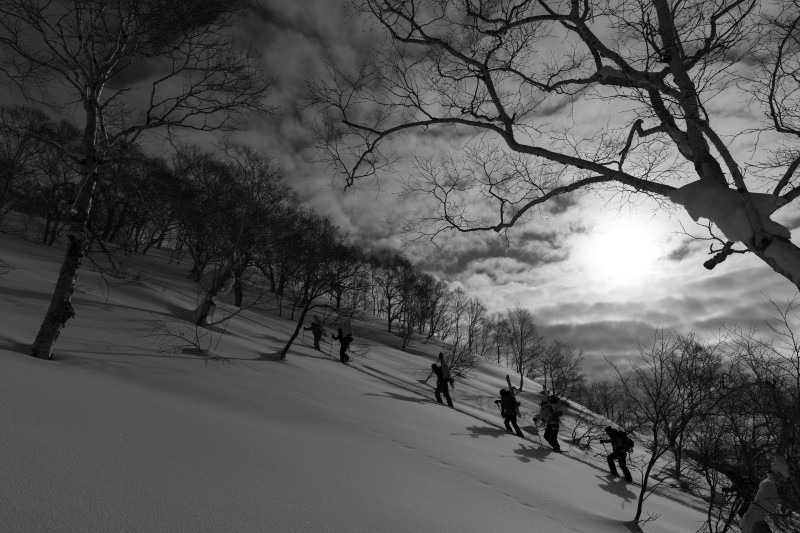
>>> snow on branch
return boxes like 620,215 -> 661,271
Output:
668,180 -> 791,244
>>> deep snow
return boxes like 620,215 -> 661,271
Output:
0,235 -> 707,532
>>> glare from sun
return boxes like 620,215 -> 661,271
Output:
577,220 -> 663,286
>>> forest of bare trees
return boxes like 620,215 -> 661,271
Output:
1,0 -> 798,529
3,97 -> 798,528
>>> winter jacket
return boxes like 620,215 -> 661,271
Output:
537,403 -> 561,426
304,322 -> 323,338
740,475 -> 780,533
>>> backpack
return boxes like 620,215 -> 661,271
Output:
621,432 -> 634,453
500,393 -> 519,414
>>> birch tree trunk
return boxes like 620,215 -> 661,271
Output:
31,102 -> 99,358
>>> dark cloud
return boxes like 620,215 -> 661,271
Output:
540,320 -> 656,355
665,237 -> 700,262
243,0 -> 343,45
534,95 -> 579,119
538,319 -> 657,379
415,229 -> 569,277
546,194 -> 582,216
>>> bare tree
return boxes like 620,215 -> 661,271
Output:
0,105 -> 48,217
279,214 -> 365,360
505,304 -> 544,391
485,311 -> 510,365
580,380 -> 634,429
22,119 -> 82,245
419,275 -> 452,341
314,0 -> 800,291
447,287 -> 470,342
0,0 -> 272,358
465,296 -> 488,353
371,249 -> 412,333
474,312 -> 497,359
610,330 -> 726,524
540,339 -> 586,399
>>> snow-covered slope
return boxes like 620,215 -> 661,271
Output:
0,235 -> 706,532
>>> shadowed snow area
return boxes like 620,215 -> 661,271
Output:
0,235 -> 705,532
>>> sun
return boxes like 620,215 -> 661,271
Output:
576,219 -> 664,286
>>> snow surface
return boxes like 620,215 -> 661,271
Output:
0,235 -> 708,532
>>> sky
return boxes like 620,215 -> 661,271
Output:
0,233 -> 708,532
3,0 -> 796,376
227,0 -> 800,375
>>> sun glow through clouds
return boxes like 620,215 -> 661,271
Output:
577,219 -> 664,286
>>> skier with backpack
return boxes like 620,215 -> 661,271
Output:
601,426 -> 634,482
534,397 -> 563,451
332,327 -> 353,363
495,389 -> 524,438
425,355 -> 454,408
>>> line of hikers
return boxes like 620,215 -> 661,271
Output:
442,360 -> 634,480
304,317 -> 787,531
425,355 -> 788,533
306,317 -> 634,481
309,321 -> 633,482
497,386 -> 634,480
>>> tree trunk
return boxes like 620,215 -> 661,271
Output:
106,202 -> 128,244
232,259 -> 248,308
280,289 -> 312,360
41,215 -> 52,245
195,263 -> 233,326
31,154 -> 99,359
673,427 -> 685,482
233,277 -> 243,307
267,262 -> 276,293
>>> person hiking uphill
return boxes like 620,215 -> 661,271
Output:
495,389 -> 524,438
332,327 -> 352,363
534,397 -> 563,451
304,318 -> 323,351
426,361 -> 453,408
740,456 -> 789,533
601,426 -> 633,482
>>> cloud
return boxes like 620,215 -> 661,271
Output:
222,1 -> 800,385
416,229 -> 569,276
665,237 -> 703,262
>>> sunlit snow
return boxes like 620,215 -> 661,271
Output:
0,235 -> 707,532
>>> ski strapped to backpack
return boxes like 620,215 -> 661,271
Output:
506,374 -> 513,393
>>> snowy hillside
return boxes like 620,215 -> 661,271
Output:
0,235 -> 707,532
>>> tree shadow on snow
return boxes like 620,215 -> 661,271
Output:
596,474 -> 637,502
364,391 -> 430,404
259,351 -> 287,361
0,336 -> 31,356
